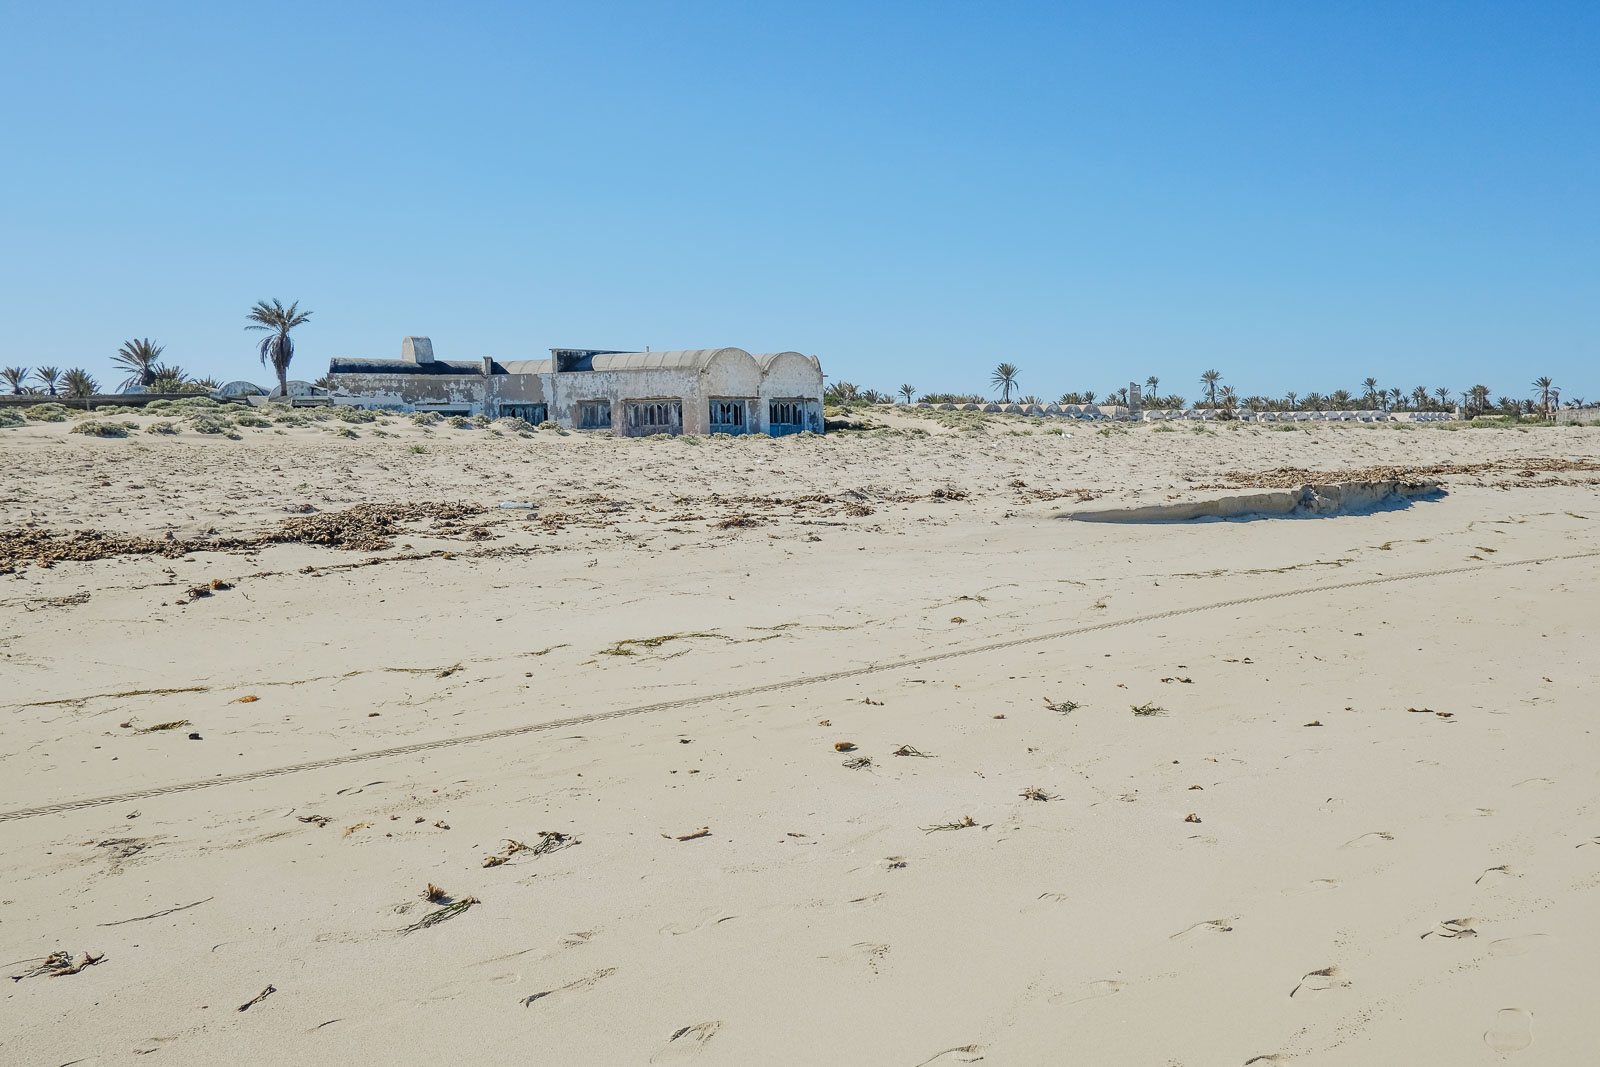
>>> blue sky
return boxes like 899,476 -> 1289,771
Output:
4,2 -> 1596,402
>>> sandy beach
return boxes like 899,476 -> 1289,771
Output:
3,410 -> 1598,1065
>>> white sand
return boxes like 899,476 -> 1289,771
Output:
2,410 -> 1597,1064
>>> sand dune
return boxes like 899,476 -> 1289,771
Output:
3,411 -> 1597,1064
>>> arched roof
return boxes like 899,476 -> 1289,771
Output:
589,348 -> 754,372
753,351 -> 820,373
498,358 -> 554,375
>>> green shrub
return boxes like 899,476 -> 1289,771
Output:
336,426 -> 359,438
145,420 -> 180,434
70,419 -> 136,437
446,415 -> 470,429
235,412 -> 272,428
334,406 -> 379,423
188,414 -> 234,435
411,411 -> 441,425
471,414 -> 491,428
24,403 -> 69,422
0,409 -> 24,428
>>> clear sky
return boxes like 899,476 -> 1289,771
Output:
4,2 -> 1596,403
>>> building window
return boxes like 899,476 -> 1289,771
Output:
709,399 -> 747,433
578,400 -> 611,429
769,400 -> 808,435
499,403 -> 547,423
623,399 -> 682,436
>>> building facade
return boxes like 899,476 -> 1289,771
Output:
327,338 -> 824,435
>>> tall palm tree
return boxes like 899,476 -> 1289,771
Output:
1434,386 -> 1451,410
990,363 -> 1020,402
1361,377 -> 1379,406
1531,376 -> 1557,417
246,299 -> 313,398
1411,386 -> 1428,410
2,366 -> 29,394
32,366 -> 61,395
1284,390 -> 1298,410
113,339 -> 165,390
1386,387 -> 1402,411
1199,369 -> 1221,407
898,384 -> 916,404
1468,384 -> 1491,415
1145,375 -> 1160,394
62,368 -> 98,401
1081,390 -> 1096,405
1330,389 -> 1354,410
1218,385 -> 1238,410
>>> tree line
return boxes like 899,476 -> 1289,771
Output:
4,300 -> 312,399
824,366 -> 1577,417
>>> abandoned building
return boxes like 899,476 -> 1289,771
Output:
325,338 -> 824,435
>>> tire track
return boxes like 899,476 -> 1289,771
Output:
3,548 -> 1595,823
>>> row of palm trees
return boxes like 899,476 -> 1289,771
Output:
854,366 -> 1575,417
4,300 -> 312,399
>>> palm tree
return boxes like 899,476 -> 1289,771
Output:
1145,375 -> 1160,394
991,363 -> 1020,402
113,338 -> 165,390
62,368 -> 98,401
2,366 -> 29,394
246,299 -> 313,398
898,384 -> 916,404
825,381 -> 859,403
1434,386 -> 1452,410
150,364 -> 196,393
1387,387 -> 1403,411
1361,377 -> 1380,406
1330,389 -> 1354,410
1081,390 -> 1096,405
1283,390 -> 1297,410
1199,369 -> 1221,407
1531,376 -> 1557,418
1411,386 -> 1428,410
32,366 -> 61,395
1467,384 -> 1491,416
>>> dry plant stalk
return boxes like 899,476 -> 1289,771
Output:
10,951 -> 106,980
404,896 -> 480,933
922,816 -> 978,834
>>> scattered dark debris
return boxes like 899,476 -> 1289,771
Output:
10,951 -> 106,981
892,745 -> 934,757
238,984 -> 276,1011
842,756 -> 872,770
297,815 -> 330,828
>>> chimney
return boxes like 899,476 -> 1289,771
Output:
481,357 -> 493,377
401,336 -> 434,364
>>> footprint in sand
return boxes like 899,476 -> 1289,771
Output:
1290,966 -> 1350,998
912,1045 -> 984,1066
1444,807 -> 1496,821
1420,917 -> 1477,939
1484,1008 -> 1533,1053
1476,865 -> 1519,885
650,1021 -> 721,1063
1340,831 -> 1394,849
1049,978 -> 1125,1006
1285,877 -> 1341,896
1489,933 -> 1554,957
1170,917 -> 1235,940
822,941 -> 890,975
521,966 -> 617,1006
1021,892 -> 1069,914
659,910 -> 737,936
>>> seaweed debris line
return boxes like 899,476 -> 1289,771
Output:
1059,479 -> 1443,523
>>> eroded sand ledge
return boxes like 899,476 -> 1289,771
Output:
1059,479 -> 1444,523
